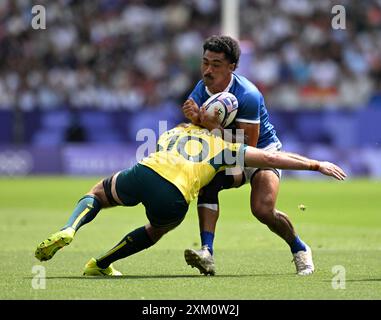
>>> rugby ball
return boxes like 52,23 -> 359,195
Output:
203,92 -> 238,128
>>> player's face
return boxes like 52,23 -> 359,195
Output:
201,50 -> 235,93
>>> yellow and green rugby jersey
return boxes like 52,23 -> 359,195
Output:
140,124 -> 245,203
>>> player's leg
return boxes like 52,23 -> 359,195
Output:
185,168 -> 243,275
86,222 -> 176,276
61,177 -> 116,231
250,169 -> 314,275
84,222 -> 182,276
197,169 -> 243,254
84,164 -> 189,276
35,176 -> 117,262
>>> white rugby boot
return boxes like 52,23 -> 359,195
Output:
184,245 -> 215,276
292,245 -> 315,275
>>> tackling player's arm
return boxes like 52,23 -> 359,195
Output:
244,147 -> 347,181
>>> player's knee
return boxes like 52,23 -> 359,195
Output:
145,224 -> 175,243
87,181 -> 109,207
197,181 -> 220,205
197,172 -> 234,205
251,197 -> 276,225
198,186 -> 219,206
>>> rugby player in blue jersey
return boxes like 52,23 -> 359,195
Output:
183,35 -> 316,276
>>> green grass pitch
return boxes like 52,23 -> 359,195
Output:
0,177 -> 380,300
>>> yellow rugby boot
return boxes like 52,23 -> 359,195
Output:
35,227 -> 75,262
83,258 -> 122,276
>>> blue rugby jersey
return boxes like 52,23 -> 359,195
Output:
189,73 -> 281,149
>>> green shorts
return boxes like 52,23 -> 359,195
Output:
115,163 -> 189,228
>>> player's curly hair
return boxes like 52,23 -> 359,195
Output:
203,35 -> 241,70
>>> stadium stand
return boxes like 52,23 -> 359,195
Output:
0,0 -> 380,176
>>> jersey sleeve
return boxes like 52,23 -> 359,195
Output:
188,80 -> 204,108
235,91 -> 263,124
214,142 -> 246,172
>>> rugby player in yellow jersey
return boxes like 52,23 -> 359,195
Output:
34,123 -> 346,276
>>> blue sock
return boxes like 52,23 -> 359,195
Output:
61,195 -> 101,231
200,231 -> 214,255
290,235 -> 307,254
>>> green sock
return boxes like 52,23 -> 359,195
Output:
96,226 -> 154,269
61,195 -> 101,232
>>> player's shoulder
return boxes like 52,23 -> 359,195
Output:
193,79 -> 206,92
232,74 -> 263,104
233,74 -> 262,97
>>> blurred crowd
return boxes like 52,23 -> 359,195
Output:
240,0 -> 381,109
0,0 -> 381,112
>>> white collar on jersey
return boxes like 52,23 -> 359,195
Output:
205,74 -> 234,96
